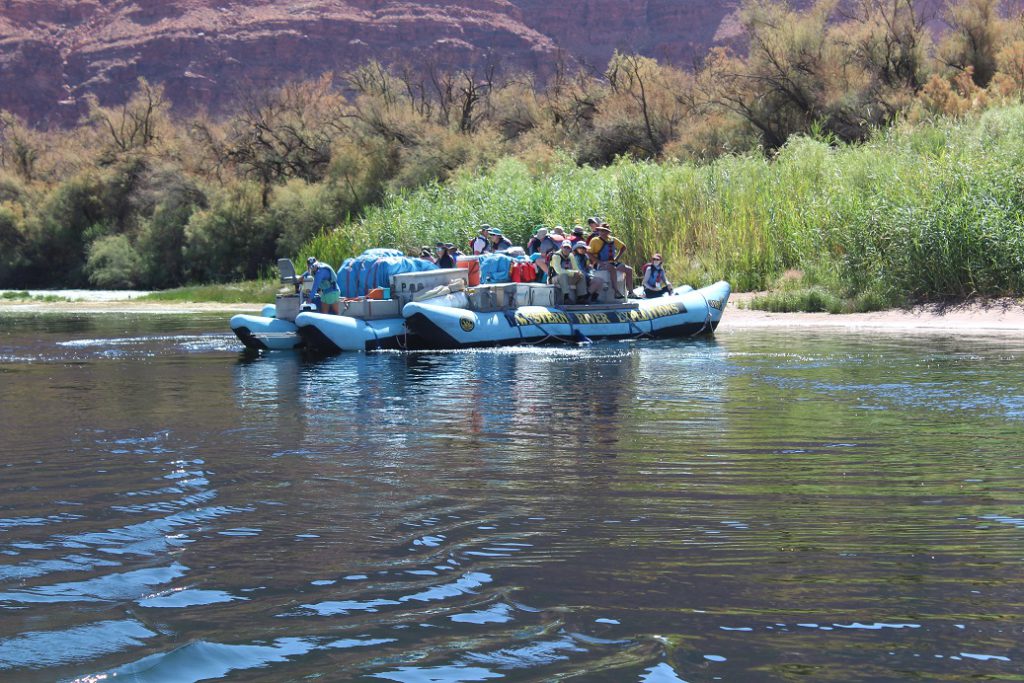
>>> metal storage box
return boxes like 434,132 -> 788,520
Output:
529,284 -> 556,307
340,298 -> 403,320
392,269 -> 468,303
275,294 -> 302,321
465,284 -> 516,311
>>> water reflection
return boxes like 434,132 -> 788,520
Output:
1,317 -> 1023,682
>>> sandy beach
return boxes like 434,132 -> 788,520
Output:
4,291 -> 1024,336
723,293 -> 1024,336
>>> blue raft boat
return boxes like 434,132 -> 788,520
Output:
403,281 -> 730,349
230,304 -> 305,351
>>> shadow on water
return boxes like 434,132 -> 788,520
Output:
1,316 -> 1023,682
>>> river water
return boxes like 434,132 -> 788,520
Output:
1,313 -> 1022,682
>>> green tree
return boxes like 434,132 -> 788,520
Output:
85,234 -> 143,288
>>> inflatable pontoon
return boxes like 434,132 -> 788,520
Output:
403,281 -> 730,349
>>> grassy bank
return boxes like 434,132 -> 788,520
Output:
139,281 -> 278,304
1,291 -> 70,303
303,106 -> 1024,311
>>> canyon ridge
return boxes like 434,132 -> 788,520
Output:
0,0 -> 747,126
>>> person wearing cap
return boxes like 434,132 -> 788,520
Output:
585,217 -> 601,244
305,257 -> 341,314
550,240 -> 588,304
469,225 -> 491,255
296,256 -> 318,299
419,245 -> 436,263
641,253 -> 673,298
485,227 -> 512,253
587,224 -> 633,299
526,226 -> 548,255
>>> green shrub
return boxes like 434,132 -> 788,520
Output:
134,167 -> 208,289
26,173 -> 108,287
85,234 -> 143,288
183,182 -> 270,282
0,201 -> 28,284
265,179 -> 344,257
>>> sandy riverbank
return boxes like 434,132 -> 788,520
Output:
4,292 -> 1024,336
723,293 -> 1024,335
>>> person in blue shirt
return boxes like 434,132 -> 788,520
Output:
301,256 -> 341,314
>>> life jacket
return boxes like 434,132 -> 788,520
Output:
510,261 -> 538,283
314,264 -> 339,294
573,252 -> 591,274
469,235 -> 487,255
551,251 -> 575,274
486,237 -> 512,253
595,236 -> 619,262
644,264 -> 667,289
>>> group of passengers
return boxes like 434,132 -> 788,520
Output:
301,218 -> 673,313
453,218 -> 671,305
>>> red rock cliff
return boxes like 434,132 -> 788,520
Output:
0,0 -> 743,126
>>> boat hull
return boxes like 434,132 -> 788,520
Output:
295,313 -> 420,353
403,281 -> 730,349
230,314 -> 303,351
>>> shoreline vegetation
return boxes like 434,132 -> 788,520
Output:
3,291 -> 1024,337
3,0 -> 1024,312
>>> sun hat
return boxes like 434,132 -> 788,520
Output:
489,228 -> 503,236
573,241 -> 587,249
535,227 -> 548,237
572,226 -> 585,235
652,253 -> 663,260
587,217 -> 599,225
560,241 -> 572,249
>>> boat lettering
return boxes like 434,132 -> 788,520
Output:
618,303 -> 683,322
512,302 -> 686,327
514,311 -> 572,326
707,299 -> 722,310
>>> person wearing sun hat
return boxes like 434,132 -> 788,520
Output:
485,227 -> 512,253
550,239 -> 588,304
526,226 -> 548,255
641,253 -> 673,298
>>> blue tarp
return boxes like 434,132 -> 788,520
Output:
338,249 -> 438,297
477,253 -> 514,284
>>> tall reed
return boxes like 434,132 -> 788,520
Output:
302,105 -> 1024,305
